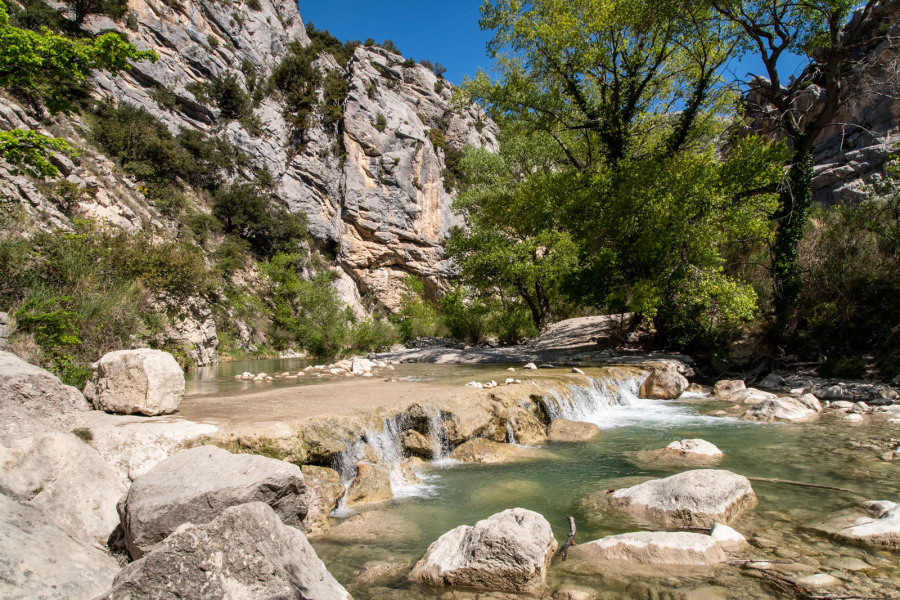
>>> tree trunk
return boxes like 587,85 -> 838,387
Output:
535,280 -> 553,330
515,281 -> 542,331
771,141 -> 814,338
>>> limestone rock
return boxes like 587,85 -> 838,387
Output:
402,429 -> 435,459
724,388 -> 778,404
300,465 -> 344,535
0,350 -> 90,441
795,393 -> 823,412
759,373 -> 786,389
794,574 -> 842,589
0,430 -> 126,542
410,508 -> 557,593
450,438 -> 528,463
743,397 -> 819,422
713,380 -> 746,397
710,522 -> 748,551
605,469 -> 757,528
633,439 -> 724,468
548,418 -> 601,442
119,445 -> 308,558
84,349 -> 184,416
639,368 -> 689,399
566,531 -> 726,569
346,462 -> 393,507
151,295 -> 219,367
97,502 -> 351,600
821,503 -> 900,548
0,495 -> 119,600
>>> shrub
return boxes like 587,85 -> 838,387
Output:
211,73 -> 251,121
818,355 -> 868,380
150,85 -> 178,110
246,0 -> 261,10
349,317 -> 399,353
393,276 -> 444,341
71,427 -> 93,442
439,287 -> 490,345
374,113 -> 387,132
322,70 -> 348,124
207,33 -> 219,48
212,184 -> 307,259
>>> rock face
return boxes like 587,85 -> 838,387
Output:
410,508 -> 558,593
98,502 -> 351,600
606,470 -> 757,528
84,349 -> 185,416
0,495 -> 120,600
0,350 -> 90,441
566,531 -> 726,569
639,368 -> 689,399
118,445 -> 308,558
548,418 -> 601,442
743,397 -> 819,422
0,431 -> 126,542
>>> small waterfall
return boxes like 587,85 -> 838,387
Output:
543,375 -> 644,423
426,411 -> 450,460
506,422 -> 517,445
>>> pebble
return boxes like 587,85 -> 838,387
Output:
844,413 -> 864,423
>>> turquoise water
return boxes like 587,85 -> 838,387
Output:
311,396 -> 900,599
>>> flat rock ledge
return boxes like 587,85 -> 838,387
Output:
409,508 -> 558,594
604,469 -> 757,528
97,502 -> 351,600
565,531 -> 727,572
119,445 -> 308,558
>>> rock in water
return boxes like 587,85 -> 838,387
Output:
565,531 -> 726,569
723,388 -> 778,404
84,349 -> 184,416
410,508 -> 557,593
712,380 -> 746,397
0,495 -> 119,600
639,368 -> 689,399
820,503 -> 900,549
633,439 -> 724,468
548,418 -> 601,442
402,429 -> 435,459
0,350 -> 90,440
97,502 -> 351,600
119,445 -> 308,558
743,397 -> 819,422
345,462 -> 393,507
0,430 -> 126,543
449,438 -> 528,463
606,469 -> 757,528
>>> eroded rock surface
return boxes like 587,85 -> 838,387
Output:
450,438 -> 530,463
410,508 -> 557,593
84,349 -> 185,416
98,502 -> 351,600
119,445 -> 308,558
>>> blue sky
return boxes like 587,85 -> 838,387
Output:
296,1 -> 492,84
294,1 -> 808,87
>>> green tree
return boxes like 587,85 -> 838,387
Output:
61,0 -> 128,27
707,0 -> 897,337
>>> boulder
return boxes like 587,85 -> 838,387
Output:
118,445 -> 308,558
548,418 -> 601,442
633,439 -> 724,468
402,429 -> 435,459
605,469 -> 757,528
409,508 -> 557,593
0,495 -> 119,600
450,438 -> 529,463
639,368 -> 689,399
0,350 -> 90,441
345,462 -> 393,507
0,430 -> 126,542
713,380 -> 745,397
97,502 -> 351,600
724,388 -> 778,404
743,397 -> 819,422
795,393 -> 823,412
710,522 -> 748,551
84,349 -> 184,416
300,465 -> 344,535
758,373 -> 785,389
565,531 -> 726,569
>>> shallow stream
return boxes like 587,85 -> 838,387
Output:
190,361 -> 900,599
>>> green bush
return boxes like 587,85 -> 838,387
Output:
439,287 -> 490,345
818,355 -> 868,380
207,33 -> 219,48
493,302 -> 538,345
71,427 -> 93,442
349,317 -> 399,353
212,184 -> 307,259
374,113 -> 387,132
393,277 -> 444,342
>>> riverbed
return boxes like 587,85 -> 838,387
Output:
185,360 -> 900,599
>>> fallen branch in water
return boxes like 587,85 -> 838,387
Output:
561,515 -> 577,561
747,477 -> 861,495
726,559 -> 796,565
750,566 -> 897,600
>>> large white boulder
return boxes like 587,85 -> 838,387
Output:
97,502 -> 351,600
0,495 -> 119,599
639,368 -> 689,399
743,397 -> 819,422
118,446 -> 309,558
606,469 -> 757,528
565,531 -> 726,570
0,431 -> 126,542
0,351 -> 90,441
409,508 -> 558,593
724,388 -> 778,404
84,349 -> 184,416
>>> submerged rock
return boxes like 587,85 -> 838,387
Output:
0,495 -> 119,600
743,397 -> 819,422
548,418 -> 601,442
602,469 -> 757,528
633,439 -> 724,468
449,438 -> 530,463
409,508 -> 557,593
83,349 -> 184,416
0,430 -> 125,543
565,531 -> 726,569
119,445 -> 308,558
639,368 -> 689,399
97,502 -> 351,600
820,503 -> 900,549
